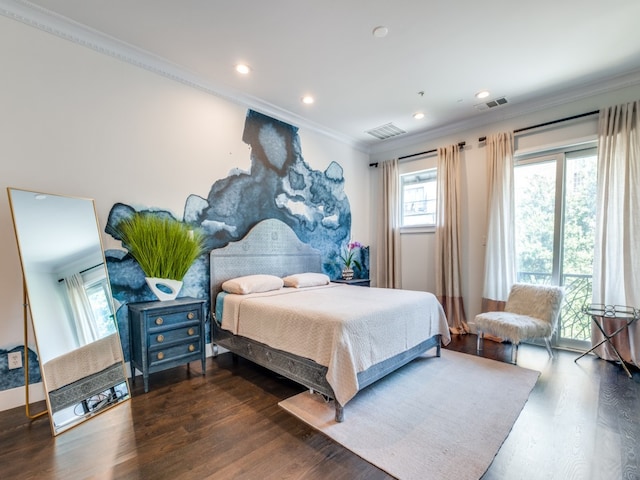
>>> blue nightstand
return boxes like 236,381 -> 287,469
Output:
128,297 -> 206,392
332,278 -> 370,287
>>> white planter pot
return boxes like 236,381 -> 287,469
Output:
145,277 -> 183,301
341,267 -> 354,280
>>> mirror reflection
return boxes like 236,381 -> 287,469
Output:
7,188 -> 130,435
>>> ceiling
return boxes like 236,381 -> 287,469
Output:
9,188 -> 103,270
8,0 -> 640,152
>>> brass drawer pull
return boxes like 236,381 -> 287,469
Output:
157,352 -> 164,360
187,328 -> 195,336
188,344 -> 195,352
156,334 -> 164,343
187,312 -> 195,320
155,317 -> 163,325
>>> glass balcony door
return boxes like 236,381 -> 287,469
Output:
514,147 -> 597,350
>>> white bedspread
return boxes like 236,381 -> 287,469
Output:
43,333 -> 124,392
220,284 -> 450,405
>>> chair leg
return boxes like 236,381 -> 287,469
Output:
544,338 -> 554,358
511,343 -> 519,364
477,331 -> 484,353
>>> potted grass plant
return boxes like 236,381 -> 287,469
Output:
114,213 -> 206,301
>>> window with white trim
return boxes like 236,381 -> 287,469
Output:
400,168 -> 437,227
84,278 -> 117,339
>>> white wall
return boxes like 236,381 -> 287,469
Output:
370,83 -> 640,332
0,16 -> 369,410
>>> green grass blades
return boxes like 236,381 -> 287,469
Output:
115,213 -> 206,281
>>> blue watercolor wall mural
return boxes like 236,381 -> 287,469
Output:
0,347 -> 41,391
105,110 -> 368,359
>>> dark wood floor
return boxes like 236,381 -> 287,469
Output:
0,336 -> 638,479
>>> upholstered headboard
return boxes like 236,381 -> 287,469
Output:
210,218 -> 323,300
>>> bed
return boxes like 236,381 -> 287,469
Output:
210,218 -> 450,421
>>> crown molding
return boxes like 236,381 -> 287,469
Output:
369,68 -> 640,156
0,0 -> 370,153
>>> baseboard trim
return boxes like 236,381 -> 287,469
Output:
0,383 -> 46,412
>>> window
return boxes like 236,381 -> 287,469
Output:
401,168 -> 437,227
84,279 -> 117,339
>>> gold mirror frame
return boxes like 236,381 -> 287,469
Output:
22,277 -> 47,421
7,188 -> 130,435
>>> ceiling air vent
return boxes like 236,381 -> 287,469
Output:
366,123 -> 407,140
474,96 -> 508,111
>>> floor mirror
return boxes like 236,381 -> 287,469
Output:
7,187 -> 130,435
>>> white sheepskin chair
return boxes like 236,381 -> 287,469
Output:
475,283 -> 565,364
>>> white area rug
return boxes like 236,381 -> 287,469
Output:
279,350 -> 539,480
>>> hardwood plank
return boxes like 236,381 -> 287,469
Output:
0,335 -> 638,479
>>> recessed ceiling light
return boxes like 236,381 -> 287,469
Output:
413,112 -> 425,120
301,95 -> 315,105
235,64 -> 251,75
475,90 -> 490,99
372,26 -> 389,38
34,194 -> 47,200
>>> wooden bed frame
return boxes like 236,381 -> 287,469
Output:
210,218 -> 442,421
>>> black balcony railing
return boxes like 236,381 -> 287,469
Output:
517,272 -> 592,342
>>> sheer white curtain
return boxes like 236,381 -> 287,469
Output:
376,158 -> 402,288
592,100 -> 640,366
435,145 -> 467,333
481,132 -> 516,312
64,273 -> 100,346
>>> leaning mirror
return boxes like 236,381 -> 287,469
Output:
7,188 -> 130,435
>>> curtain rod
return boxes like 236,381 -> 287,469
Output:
369,141 -> 466,168
58,263 -> 103,283
477,110 -> 599,143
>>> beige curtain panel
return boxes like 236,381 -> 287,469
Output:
592,99 -> 640,367
376,158 -> 402,289
481,132 -> 516,313
435,145 -> 467,333
64,272 -> 100,346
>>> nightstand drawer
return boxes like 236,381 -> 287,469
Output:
147,308 -> 201,329
149,325 -> 201,346
148,340 -> 202,367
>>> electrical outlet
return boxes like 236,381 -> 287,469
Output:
8,351 -> 22,370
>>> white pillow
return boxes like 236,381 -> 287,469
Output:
283,272 -> 330,288
221,274 -> 284,294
